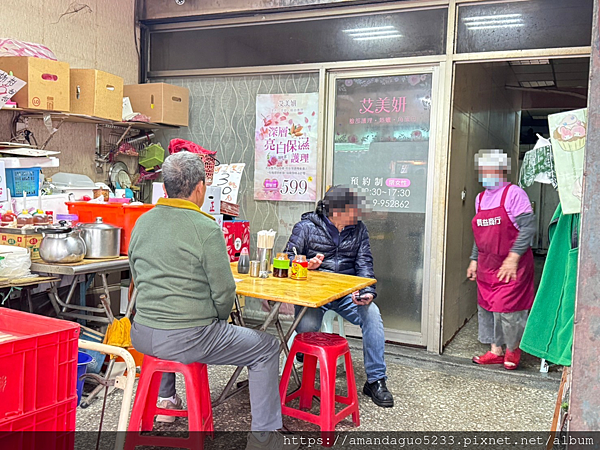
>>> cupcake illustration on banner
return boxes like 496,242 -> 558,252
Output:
553,112 -> 587,151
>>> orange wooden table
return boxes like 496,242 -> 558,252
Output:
213,263 -> 376,406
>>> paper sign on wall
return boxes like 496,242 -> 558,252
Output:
0,70 -> 26,109
254,93 -> 318,202
213,163 -> 245,204
548,108 -> 587,215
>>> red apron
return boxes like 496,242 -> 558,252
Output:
472,184 -> 534,313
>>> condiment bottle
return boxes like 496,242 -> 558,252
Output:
17,192 -> 33,227
1,188 -> 16,225
32,195 -> 48,225
237,248 -> 250,274
290,255 -> 308,281
273,253 -> 290,278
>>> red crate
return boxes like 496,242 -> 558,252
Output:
66,202 -> 154,254
0,309 -> 79,424
0,398 -> 76,450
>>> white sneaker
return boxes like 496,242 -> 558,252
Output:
246,432 -> 300,450
156,394 -> 183,423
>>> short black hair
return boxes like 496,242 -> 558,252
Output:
316,185 -> 360,217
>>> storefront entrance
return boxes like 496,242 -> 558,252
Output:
325,67 -> 440,346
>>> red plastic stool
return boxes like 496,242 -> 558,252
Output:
125,356 -> 214,450
279,332 -> 360,446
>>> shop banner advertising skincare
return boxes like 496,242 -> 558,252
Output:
254,93 -> 318,202
548,108 -> 587,214
213,163 -> 245,204
332,75 -> 433,214
0,70 -> 26,108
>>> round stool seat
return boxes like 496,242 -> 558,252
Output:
294,332 -> 349,351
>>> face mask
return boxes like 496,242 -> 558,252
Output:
481,177 -> 500,189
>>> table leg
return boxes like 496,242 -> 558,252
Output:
233,295 -> 246,327
26,288 -> 33,313
48,283 -> 62,316
99,273 -> 115,323
61,276 -> 82,313
274,317 -> 301,386
213,301 -> 283,407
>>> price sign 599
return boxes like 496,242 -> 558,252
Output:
279,179 -> 308,195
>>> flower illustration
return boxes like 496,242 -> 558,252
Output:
408,75 -> 421,86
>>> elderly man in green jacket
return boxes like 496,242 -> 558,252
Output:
130,151 -> 296,450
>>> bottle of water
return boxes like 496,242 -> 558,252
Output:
237,248 -> 250,274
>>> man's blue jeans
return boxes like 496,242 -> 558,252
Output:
294,295 -> 387,383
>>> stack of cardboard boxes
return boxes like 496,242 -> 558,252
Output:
0,56 -> 189,126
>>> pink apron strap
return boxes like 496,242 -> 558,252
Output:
500,183 -> 512,208
477,192 -> 485,213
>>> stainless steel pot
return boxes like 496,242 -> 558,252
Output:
77,217 -> 121,259
38,226 -> 86,264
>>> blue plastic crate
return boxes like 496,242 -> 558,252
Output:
6,168 -> 41,197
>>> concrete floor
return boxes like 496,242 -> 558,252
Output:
76,337 -> 559,441
443,313 -> 562,374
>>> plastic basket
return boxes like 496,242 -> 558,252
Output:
0,397 -> 77,450
0,309 -> 80,424
139,143 -> 165,169
66,202 -> 154,254
5,167 -> 41,197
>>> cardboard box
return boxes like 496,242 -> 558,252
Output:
0,56 -> 70,111
222,220 -> 249,262
201,186 -> 221,216
70,69 -> 124,121
123,83 -> 189,126
0,233 -> 42,259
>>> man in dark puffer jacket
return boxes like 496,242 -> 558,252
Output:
285,186 -> 393,408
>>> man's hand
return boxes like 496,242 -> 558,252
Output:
467,260 -> 478,281
308,253 -> 325,270
352,291 -> 374,305
498,252 -> 520,283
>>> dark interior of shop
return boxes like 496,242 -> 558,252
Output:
443,57 -> 589,356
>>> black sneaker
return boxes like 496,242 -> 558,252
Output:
295,353 -> 304,363
363,379 -> 394,408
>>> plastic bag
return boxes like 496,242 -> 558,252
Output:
0,252 -> 32,279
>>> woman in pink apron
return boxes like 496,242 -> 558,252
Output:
466,150 -> 535,370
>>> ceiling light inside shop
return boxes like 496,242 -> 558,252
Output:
510,60 -> 550,65
353,34 -> 402,41
343,25 -> 402,41
343,26 -> 395,33
463,13 -> 523,30
348,30 -> 399,37
463,14 -> 522,22
519,81 -> 555,88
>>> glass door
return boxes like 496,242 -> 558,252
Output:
325,67 -> 439,346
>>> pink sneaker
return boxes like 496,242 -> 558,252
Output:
472,351 -> 504,365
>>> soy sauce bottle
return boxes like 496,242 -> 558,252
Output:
237,248 -> 250,274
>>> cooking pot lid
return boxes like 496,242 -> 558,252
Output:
78,217 -> 121,230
